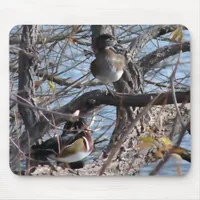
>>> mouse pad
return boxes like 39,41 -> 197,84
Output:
9,25 -> 190,176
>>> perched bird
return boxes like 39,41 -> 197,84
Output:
56,127 -> 93,164
31,115 -> 94,169
90,34 -> 126,83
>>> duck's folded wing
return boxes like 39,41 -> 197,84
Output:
31,137 -> 60,154
57,138 -> 85,158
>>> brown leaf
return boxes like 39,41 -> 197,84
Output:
155,150 -> 163,159
69,37 -> 78,44
34,80 -> 43,88
159,144 -> 172,152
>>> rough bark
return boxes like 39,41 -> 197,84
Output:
10,25 -> 43,171
17,25 -> 40,132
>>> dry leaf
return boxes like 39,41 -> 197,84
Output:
139,137 -> 155,143
42,38 -> 47,44
159,144 -> 172,152
48,81 -> 56,92
34,80 -> 43,88
155,150 -> 163,159
161,136 -> 172,146
136,142 -> 153,149
69,37 -> 78,44
170,27 -> 183,42
177,31 -> 183,43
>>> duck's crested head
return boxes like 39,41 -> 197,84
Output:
95,34 -> 116,50
62,117 -> 88,136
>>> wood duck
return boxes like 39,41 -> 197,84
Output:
90,34 -> 126,83
31,114 -> 94,168
56,129 -> 93,163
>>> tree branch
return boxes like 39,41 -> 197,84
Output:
127,25 -> 182,60
140,41 -> 190,73
10,88 -> 190,171
17,25 -> 40,140
10,25 -> 40,171
36,71 -> 105,88
10,26 -> 82,45
14,90 -> 191,147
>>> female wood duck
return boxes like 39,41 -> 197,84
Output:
31,113 -> 94,168
90,34 -> 126,83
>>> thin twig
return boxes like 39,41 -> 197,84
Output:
10,97 -> 79,122
169,48 -> 185,128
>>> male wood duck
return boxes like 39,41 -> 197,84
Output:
56,128 -> 93,163
90,34 -> 126,83
31,113 -> 94,168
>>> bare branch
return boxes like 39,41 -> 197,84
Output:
11,97 -> 79,122
141,41 -> 190,73
56,90 -> 190,121
10,26 -> 82,45
11,89 -> 190,154
127,25 -> 181,60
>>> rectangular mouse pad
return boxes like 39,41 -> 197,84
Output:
9,25 -> 190,176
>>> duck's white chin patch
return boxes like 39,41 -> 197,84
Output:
56,151 -> 91,163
